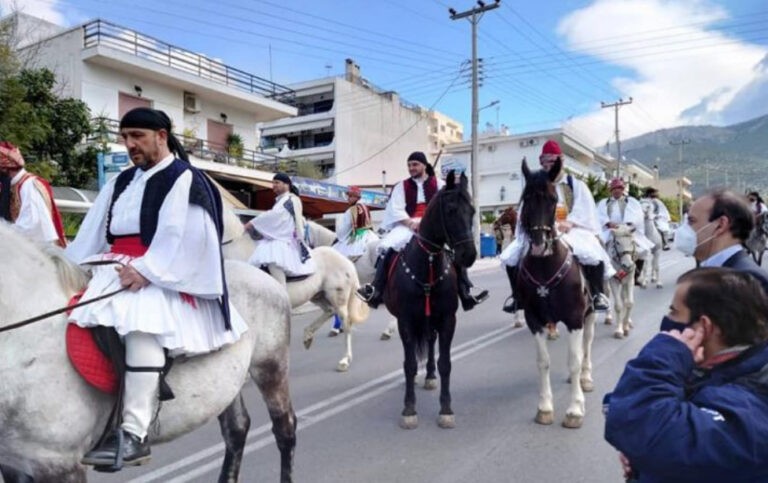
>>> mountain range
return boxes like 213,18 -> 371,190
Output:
616,114 -> 768,197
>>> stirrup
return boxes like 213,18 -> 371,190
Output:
593,294 -> 609,311
502,296 -> 518,313
356,285 -> 374,302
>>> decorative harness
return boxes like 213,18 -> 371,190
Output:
397,191 -> 473,316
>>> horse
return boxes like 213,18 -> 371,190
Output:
305,219 -> 338,248
746,212 -> 768,266
222,210 -> 370,372
382,170 -> 475,430
637,200 -> 664,289
602,225 -> 638,339
0,222 -> 296,482
515,158 -> 596,429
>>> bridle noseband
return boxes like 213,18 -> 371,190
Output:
414,191 -> 473,256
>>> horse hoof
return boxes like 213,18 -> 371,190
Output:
546,331 -> 559,341
656,283 -> 663,289
535,410 -> 554,425
623,329 -> 630,337
562,414 -> 583,429
580,379 -> 594,392
437,414 -> 455,429
423,378 -> 438,390
303,338 -> 314,350
380,332 -> 391,341
513,321 -> 524,329
613,331 -> 624,339
336,360 -> 350,372
400,415 -> 418,429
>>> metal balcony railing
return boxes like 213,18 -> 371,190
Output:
89,117 -> 296,174
83,20 -> 295,105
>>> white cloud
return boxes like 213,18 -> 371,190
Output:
0,0 -> 66,24
557,0 -> 768,145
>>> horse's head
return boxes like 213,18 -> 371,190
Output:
608,225 -> 637,272
420,170 -> 476,267
520,157 -> 560,257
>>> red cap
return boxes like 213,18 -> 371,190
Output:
609,178 -> 625,190
541,140 -> 562,156
0,141 -> 24,168
347,186 -> 362,196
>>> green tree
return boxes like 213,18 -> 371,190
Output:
584,174 -> 610,201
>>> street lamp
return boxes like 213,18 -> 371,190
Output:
479,100 -> 499,112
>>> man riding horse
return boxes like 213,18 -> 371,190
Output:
358,151 -> 488,311
641,187 -> 672,250
65,107 -> 247,468
501,140 -> 614,313
333,185 -> 378,258
246,173 -> 316,287
597,177 -> 655,281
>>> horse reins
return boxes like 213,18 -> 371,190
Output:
0,260 -> 129,334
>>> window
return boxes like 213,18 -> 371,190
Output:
440,125 -> 446,132
313,99 -> 334,113
314,132 -> 334,146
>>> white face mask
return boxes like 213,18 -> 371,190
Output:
673,221 -> 715,257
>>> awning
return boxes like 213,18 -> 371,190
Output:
261,118 -> 333,137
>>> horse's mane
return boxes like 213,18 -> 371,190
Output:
0,221 -> 89,295
519,168 -> 556,234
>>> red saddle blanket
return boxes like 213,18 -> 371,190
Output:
65,293 -> 118,394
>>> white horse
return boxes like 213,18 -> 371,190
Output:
603,225 -> 637,339
305,221 -> 401,340
223,211 -> 370,372
0,222 -> 296,482
638,200 -> 664,289
305,220 -> 338,248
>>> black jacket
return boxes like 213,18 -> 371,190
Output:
723,248 -> 768,295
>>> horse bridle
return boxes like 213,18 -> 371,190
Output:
608,232 -> 636,260
414,190 -> 473,256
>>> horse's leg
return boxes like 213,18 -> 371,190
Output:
0,466 -> 33,483
436,316 -> 456,429
3,466 -> 87,483
217,393 -> 250,483
533,331 -> 554,425
251,358 -> 296,483
423,332 -> 438,390
623,279 -> 635,336
613,279 -> 626,339
302,309 -> 333,350
653,250 -> 662,288
514,309 -> 525,328
380,317 -> 397,341
399,318 -> 419,429
335,304 -> 353,372
580,312 -> 596,393
563,327 -> 586,429
604,283 -> 614,325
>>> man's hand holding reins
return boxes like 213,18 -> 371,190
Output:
116,265 -> 150,291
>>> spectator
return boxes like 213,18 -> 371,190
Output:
605,267 -> 768,483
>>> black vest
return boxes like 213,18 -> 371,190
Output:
106,159 -> 231,329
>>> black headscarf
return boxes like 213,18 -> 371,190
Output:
0,173 -> 10,221
120,107 -> 189,162
407,151 -> 435,177
274,172 -> 300,196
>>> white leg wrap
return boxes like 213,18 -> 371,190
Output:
122,332 -> 164,440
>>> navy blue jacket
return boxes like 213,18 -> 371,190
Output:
723,249 -> 768,295
604,335 -> 768,483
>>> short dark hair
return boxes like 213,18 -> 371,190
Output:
678,267 -> 768,346
707,189 -> 753,242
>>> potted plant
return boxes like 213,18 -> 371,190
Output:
227,133 -> 244,159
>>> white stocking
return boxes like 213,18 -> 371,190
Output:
122,332 -> 164,440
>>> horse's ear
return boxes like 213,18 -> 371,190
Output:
521,157 -> 531,181
460,171 -> 468,190
446,169 -> 456,188
548,157 -> 562,183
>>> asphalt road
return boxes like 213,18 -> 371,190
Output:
78,250 -> 694,483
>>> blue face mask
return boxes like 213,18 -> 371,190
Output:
660,315 -> 689,332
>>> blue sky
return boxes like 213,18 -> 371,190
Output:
7,0 -> 768,148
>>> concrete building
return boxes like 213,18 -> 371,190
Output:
258,59 -> 460,188
443,128 -> 615,216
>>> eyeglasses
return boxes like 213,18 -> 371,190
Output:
749,198 -> 757,202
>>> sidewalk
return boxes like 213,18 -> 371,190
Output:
470,255 -> 502,273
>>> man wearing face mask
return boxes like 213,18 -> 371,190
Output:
671,190 -> 768,306
747,191 -> 767,217
604,267 -> 768,483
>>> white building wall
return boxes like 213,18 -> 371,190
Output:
333,79 -> 429,187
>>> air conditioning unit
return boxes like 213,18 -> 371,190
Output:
519,138 -> 538,147
184,92 -> 200,113
487,144 -> 497,152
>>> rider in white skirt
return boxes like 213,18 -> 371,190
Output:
597,177 -> 656,279
333,185 -> 378,258
500,140 -> 615,313
641,187 -> 672,250
65,108 -> 247,468
246,173 -> 315,286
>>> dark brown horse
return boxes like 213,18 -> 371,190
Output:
493,206 -> 518,253
383,171 -> 476,430
515,158 -> 596,429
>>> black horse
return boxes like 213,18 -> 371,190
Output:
383,171 -> 476,430
514,158 -> 596,429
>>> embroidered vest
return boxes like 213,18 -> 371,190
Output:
607,197 -> 627,221
555,174 -> 575,222
352,203 -> 372,230
403,176 -> 438,217
0,175 -> 10,221
107,160 -> 231,329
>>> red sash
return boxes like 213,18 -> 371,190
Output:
413,203 -> 427,219
111,236 -> 148,257
15,173 -> 67,248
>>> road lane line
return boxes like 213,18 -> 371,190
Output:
128,325 -> 517,483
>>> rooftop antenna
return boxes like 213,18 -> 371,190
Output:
325,63 -> 333,77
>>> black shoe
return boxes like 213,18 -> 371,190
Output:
593,294 -> 609,311
460,289 -> 489,311
502,296 -> 518,314
82,430 -> 151,468
356,284 -> 383,308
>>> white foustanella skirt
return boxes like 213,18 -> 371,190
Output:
69,253 -> 248,356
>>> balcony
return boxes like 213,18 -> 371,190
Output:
81,20 -> 296,120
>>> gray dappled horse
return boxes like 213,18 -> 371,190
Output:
746,212 -> 768,266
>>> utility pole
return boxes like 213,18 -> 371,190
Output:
705,161 -> 710,189
450,0 -> 500,249
601,97 -> 633,178
670,138 -> 691,221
